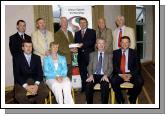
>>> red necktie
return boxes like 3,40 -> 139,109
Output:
118,28 -> 122,48
120,50 -> 126,74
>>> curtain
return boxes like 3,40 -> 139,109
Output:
92,5 -> 104,29
121,5 -> 136,30
33,5 -> 54,33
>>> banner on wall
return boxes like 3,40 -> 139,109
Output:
61,6 -> 92,88
61,5 -> 92,35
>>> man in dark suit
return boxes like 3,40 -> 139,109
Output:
86,38 -> 112,104
9,20 -> 32,82
14,39 -> 48,104
74,17 -> 96,92
111,36 -> 144,104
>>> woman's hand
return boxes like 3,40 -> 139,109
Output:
56,76 -> 63,83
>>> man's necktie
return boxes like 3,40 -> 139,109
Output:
27,56 -> 31,66
21,34 -> 24,39
81,30 -> 84,38
118,28 -> 122,48
120,50 -> 126,74
96,52 -> 103,74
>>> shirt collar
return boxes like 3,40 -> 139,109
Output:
119,25 -> 125,30
24,53 -> 32,57
81,28 -> 87,33
18,32 -> 24,36
121,48 -> 129,53
98,51 -> 104,54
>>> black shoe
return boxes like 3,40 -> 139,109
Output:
117,98 -> 125,104
129,97 -> 136,104
81,88 -> 85,93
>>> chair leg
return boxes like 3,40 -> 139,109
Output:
49,91 -> 52,104
136,97 -> 139,104
72,88 -> 75,103
111,89 -> 115,104
45,98 -> 48,104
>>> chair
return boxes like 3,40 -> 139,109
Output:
94,83 -> 112,103
44,90 -> 52,104
71,88 -> 76,103
111,82 -> 139,104
26,90 -> 52,104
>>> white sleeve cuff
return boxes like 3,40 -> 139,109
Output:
22,83 -> 28,88
35,81 -> 40,85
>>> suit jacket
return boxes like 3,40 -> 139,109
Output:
113,26 -> 136,50
96,27 -> 113,53
75,28 -> 96,55
15,53 -> 43,86
87,51 -> 113,77
9,32 -> 31,58
43,54 -> 67,80
113,48 -> 141,78
32,30 -> 54,59
54,29 -> 74,64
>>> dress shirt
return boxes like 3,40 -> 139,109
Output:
121,48 -> 130,73
22,53 -> 40,88
116,25 -> 125,49
18,32 -> 25,39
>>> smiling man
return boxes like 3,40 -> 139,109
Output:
14,39 -> 49,104
111,36 -> 144,104
86,38 -> 112,104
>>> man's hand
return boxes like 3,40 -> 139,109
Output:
78,43 -> 83,48
70,48 -> 78,53
33,84 -> 38,94
120,74 -> 131,82
25,85 -> 38,95
101,75 -> 109,82
56,76 -> 63,83
86,75 -> 94,83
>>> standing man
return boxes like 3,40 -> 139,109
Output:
96,18 -> 113,53
14,39 -> 49,104
113,16 -> 136,50
54,17 -> 75,80
9,20 -> 32,82
75,17 -> 96,92
86,38 -> 112,104
111,36 -> 143,104
32,18 -> 54,62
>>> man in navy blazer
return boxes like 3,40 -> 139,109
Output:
14,39 -> 48,104
111,36 -> 144,104
9,20 -> 32,83
74,17 -> 96,92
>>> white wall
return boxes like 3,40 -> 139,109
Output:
5,5 -> 35,87
104,5 -> 121,31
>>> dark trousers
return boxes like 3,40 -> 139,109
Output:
110,75 -> 144,104
14,79 -> 49,104
85,74 -> 109,104
78,53 -> 89,91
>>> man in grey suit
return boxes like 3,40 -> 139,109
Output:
86,38 -> 113,104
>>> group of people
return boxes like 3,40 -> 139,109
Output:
9,15 -> 143,104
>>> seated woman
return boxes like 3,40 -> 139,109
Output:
43,42 -> 74,104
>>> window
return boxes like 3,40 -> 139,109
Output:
136,5 -> 146,59
53,5 -> 61,32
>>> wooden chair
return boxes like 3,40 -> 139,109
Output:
94,83 -> 112,103
26,90 -> 52,104
111,82 -> 139,104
